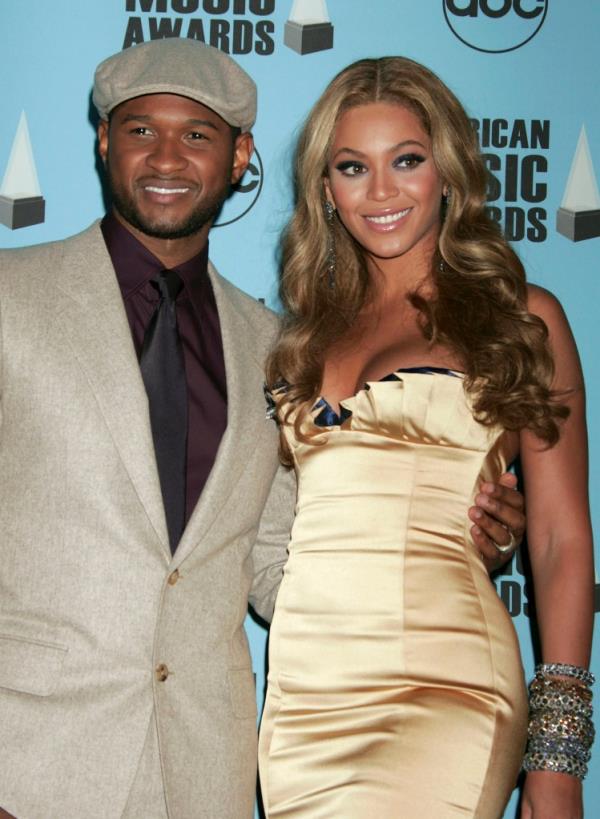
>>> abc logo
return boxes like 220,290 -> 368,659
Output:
214,148 -> 263,227
444,0 -> 548,53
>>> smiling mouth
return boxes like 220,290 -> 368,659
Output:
144,185 -> 190,195
365,208 -> 411,225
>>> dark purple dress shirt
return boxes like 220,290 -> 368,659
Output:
101,214 -> 227,525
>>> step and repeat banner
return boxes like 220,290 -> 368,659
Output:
1,2 -> 599,815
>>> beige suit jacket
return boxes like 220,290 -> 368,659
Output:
0,222 -> 294,819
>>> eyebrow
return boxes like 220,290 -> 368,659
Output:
119,114 -> 220,131
331,139 -> 427,161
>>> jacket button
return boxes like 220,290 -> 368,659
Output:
155,663 -> 170,682
167,569 -> 180,586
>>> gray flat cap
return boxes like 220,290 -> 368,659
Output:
93,38 -> 256,131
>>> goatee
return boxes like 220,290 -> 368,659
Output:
107,165 -> 231,240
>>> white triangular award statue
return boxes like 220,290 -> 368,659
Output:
0,111 -> 45,229
556,125 -> 600,242
284,0 -> 334,55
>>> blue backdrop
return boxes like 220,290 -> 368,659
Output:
1,2 -> 598,815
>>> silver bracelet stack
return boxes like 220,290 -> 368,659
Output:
523,663 -> 595,780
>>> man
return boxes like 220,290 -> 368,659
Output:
0,38 -> 523,819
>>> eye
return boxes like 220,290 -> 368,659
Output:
129,126 -> 153,136
187,131 -> 210,142
394,152 -> 426,170
335,160 -> 367,177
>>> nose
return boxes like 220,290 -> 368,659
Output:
146,135 -> 187,174
367,167 -> 399,202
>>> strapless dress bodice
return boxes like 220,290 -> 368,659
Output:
275,370 -> 511,569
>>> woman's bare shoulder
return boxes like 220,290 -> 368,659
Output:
526,283 -> 570,332
526,283 -> 582,389
526,281 -> 561,311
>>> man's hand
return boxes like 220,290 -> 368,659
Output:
469,472 -> 525,573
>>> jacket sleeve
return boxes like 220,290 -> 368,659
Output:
0,286 -> 4,429
248,463 -> 296,623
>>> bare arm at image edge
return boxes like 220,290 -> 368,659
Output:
520,285 -> 594,819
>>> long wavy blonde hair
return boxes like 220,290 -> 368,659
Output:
266,57 -> 567,457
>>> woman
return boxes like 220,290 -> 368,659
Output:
258,57 -> 594,818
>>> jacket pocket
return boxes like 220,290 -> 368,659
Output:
228,667 -> 258,720
0,633 -> 68,696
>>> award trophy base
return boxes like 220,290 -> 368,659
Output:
284,20 -> 334,55
556,206 -> 600,242
0,194 -> 45,229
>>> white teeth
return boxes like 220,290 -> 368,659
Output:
145,186 -> 189,194
366,208 -> 410,224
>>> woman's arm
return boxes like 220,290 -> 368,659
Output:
520,285 -> 595,819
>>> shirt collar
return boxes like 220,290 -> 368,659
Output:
101,212 -> 210,300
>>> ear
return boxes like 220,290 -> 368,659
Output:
231,132 -> 254,185
323,176 -> 335,208
97,118 -> 109,166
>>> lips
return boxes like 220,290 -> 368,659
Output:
138,178 -> 195,199
364,208 -> 411,226
144,185 -> 190,195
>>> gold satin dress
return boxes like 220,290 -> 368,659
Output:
258,369 -> 528,819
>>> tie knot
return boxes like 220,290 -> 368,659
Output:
155,269 -> 184,302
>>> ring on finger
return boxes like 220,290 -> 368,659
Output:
492,528 -> 517,554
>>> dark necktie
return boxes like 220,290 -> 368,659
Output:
139,270 -> 187,554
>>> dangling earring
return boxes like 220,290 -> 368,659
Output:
324,200 -> 336,289
438,245 -> 448,273
441,186 -> 451,218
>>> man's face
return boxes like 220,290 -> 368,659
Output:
98,93 -> 252,242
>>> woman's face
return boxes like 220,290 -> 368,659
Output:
324,102 -> 445,267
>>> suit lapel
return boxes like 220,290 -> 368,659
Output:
53,223 -> 170,559
173,264 -> 267,566
52,225 -> 267,565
